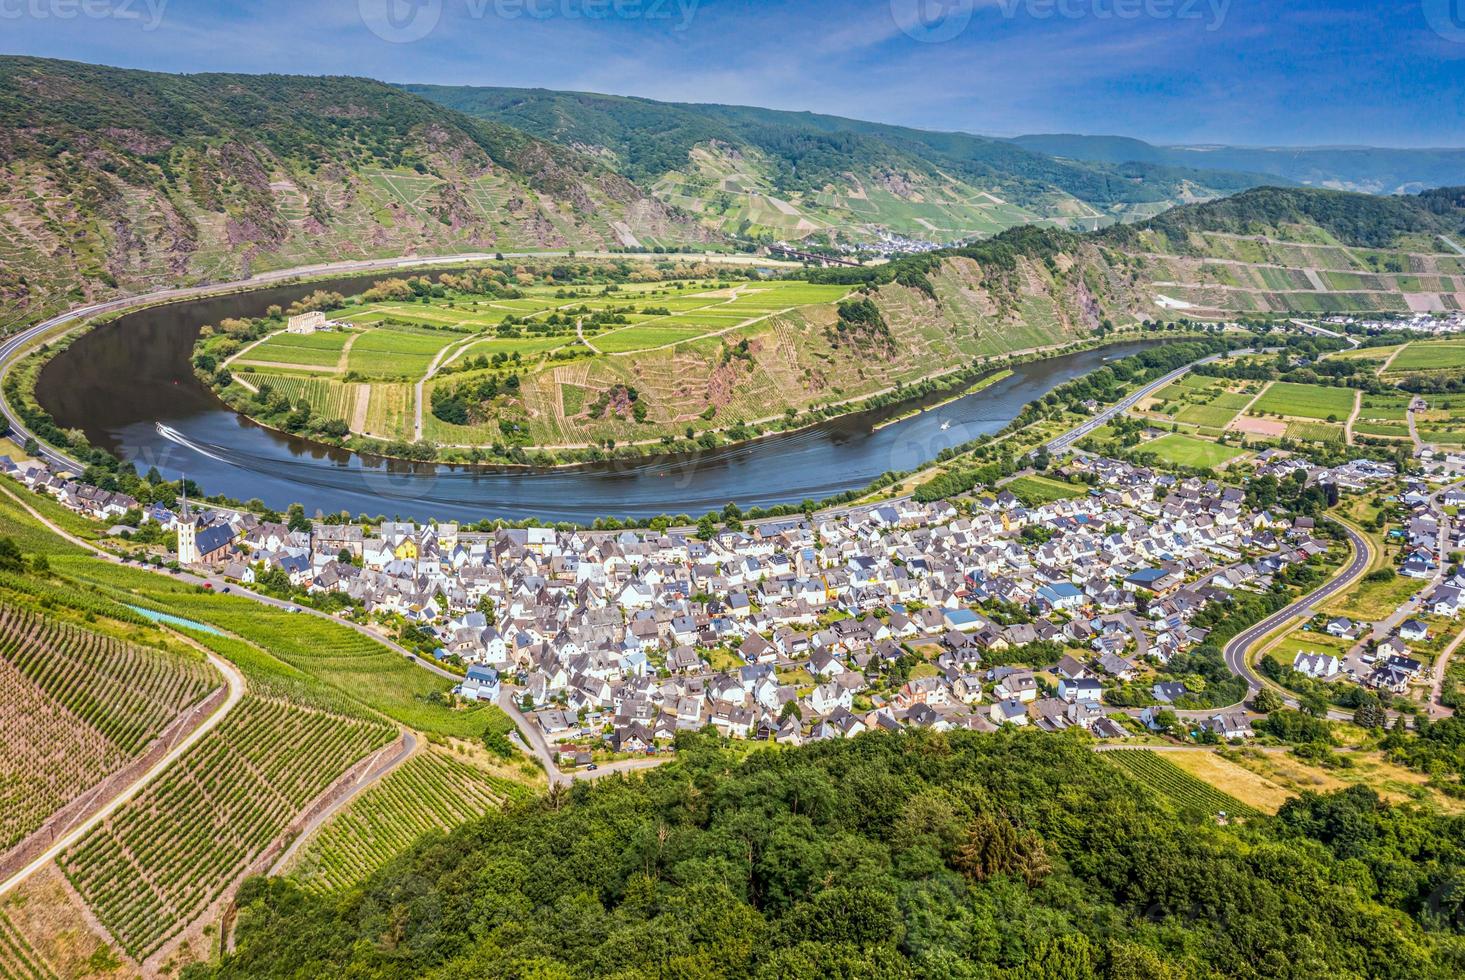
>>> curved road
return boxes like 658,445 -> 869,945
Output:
1220,521 -> 1373,700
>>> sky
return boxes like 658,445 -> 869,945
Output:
2,0 -> 1463,146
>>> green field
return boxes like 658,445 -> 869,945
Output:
1105,750 -> 1258,817
1007,474 -> 1086,506
1251,381 -> 1357,420
1386,341 -> 1465,374
1142,433 -> 1247,468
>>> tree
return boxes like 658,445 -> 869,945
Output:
286,503 -> 311,533
1353,693 -> 1388,731
0,536 -> 24,573
952,813 -> 1050,887
1251,687 -> 1284,713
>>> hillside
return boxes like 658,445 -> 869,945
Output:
1098,185 -> 1465,317
405,84 -> 1275,243
1012,134 -> 1465,195
204,729 -> 1463,978
0,58 -> 715,328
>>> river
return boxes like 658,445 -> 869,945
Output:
35,270 -> 1152,522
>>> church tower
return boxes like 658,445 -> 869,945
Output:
176,481 -> 197,565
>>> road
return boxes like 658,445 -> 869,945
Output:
1219,521 -> 1372,702
497,686 -> 670,787
0,626 -> 245,899
1045,348 -> 1272,454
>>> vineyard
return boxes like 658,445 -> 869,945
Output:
59,694 -> 393,959
290,748 -> 534,893
0,603 -> 218,853
236,372 -> 361,422
1105,750 -> 1258,817
0,909 -> 54,980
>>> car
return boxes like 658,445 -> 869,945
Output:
202,582 -> 213,590
289,606 -> 302,613
221,586 -> 231,593
586,764 -> 599,771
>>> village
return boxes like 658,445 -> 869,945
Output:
4,438 -> 1456,767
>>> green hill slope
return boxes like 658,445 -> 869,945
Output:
405,84 -> 1275,243
0,58 -> 715,328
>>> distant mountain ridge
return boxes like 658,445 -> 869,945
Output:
404,84 -> 1280,243
1011,134 -> 1465,195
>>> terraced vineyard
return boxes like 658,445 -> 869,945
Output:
58,694 -> 393,959
1105,750 -> 1258,817
0,604 -> 218,853
290,748 -> 534,893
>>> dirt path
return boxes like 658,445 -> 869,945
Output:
349,384 -> 370,434
1408,399 -> 1427,451
334,331 -> 361,374
1344,388 -> 1362,445
413,334 -> 475,442
1377,344 -> 1407,376
1302,268 -> 1328,292
576,317 -> 599,354
1430,625 -> 1465,719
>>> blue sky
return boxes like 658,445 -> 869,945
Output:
3,0 -> 1462,146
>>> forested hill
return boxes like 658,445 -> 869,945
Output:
201,730 -> 1462,979
1111,185 -> 1465,249
405,84 -> 1275,242
0,58 -> 712,326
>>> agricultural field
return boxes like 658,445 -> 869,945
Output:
1140,432 -> 1247,469
1285,420 -> 1347,445
1133,374 -> 1256,432
1385,340 -> 1465,374
0,603 -> 218,854
58,694 -> 394,959
1415,392 -> 1465,446
1006,474 -> 1085,506
1104,749 -> 1258,817
288,746 -> 537,894
1250,381 -> 1357,420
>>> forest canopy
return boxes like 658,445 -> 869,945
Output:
197,729 -> 1465,979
